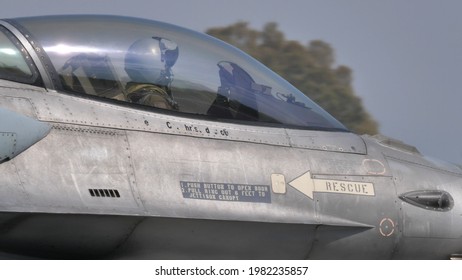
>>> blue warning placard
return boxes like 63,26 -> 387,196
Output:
180,181 -> 271,203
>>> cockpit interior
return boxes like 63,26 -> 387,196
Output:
0,15 -> 347,131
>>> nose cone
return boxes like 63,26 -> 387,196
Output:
0,108 -> 51,162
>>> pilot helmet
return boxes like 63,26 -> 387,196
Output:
124,37 -> 179,85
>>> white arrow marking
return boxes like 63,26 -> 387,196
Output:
288,171 -> 316,199
288,171 -> 375,200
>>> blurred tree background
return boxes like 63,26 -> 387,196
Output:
207,22 -> 378,135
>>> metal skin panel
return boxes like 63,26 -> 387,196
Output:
387,158 -> 462,258
363,134 -> 462,175
2,78 -> 462,259
0,213 -> 316,259
308,176 -> 398,259
30,90 -> 292,149
111,217 -> 316,259
307,137 -> 391,177
286,129 -> 366,155
4,124 -> 142,214
0,79 -> 386,259
0,163 -> 25,207
293,139 -> 398,259
11,86 -> 366,156
127,130 -> 317,224
0,95 -> 38,118
1,13 -> 462,259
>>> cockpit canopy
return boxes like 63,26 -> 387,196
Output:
3,15 -> 347,131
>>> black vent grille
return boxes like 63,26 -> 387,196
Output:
89,189 -> 120,198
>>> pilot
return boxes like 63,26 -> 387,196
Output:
124,37 -> 179,110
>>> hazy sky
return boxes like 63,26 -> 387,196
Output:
2,0 -> 462,164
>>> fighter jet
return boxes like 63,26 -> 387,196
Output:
0,15 -> 461,259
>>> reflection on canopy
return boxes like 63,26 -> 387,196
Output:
14,15 -> 347,131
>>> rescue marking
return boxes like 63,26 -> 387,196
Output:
180,181 -> 271,203
288,171 -> 375,199
379,218 -> 395,237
